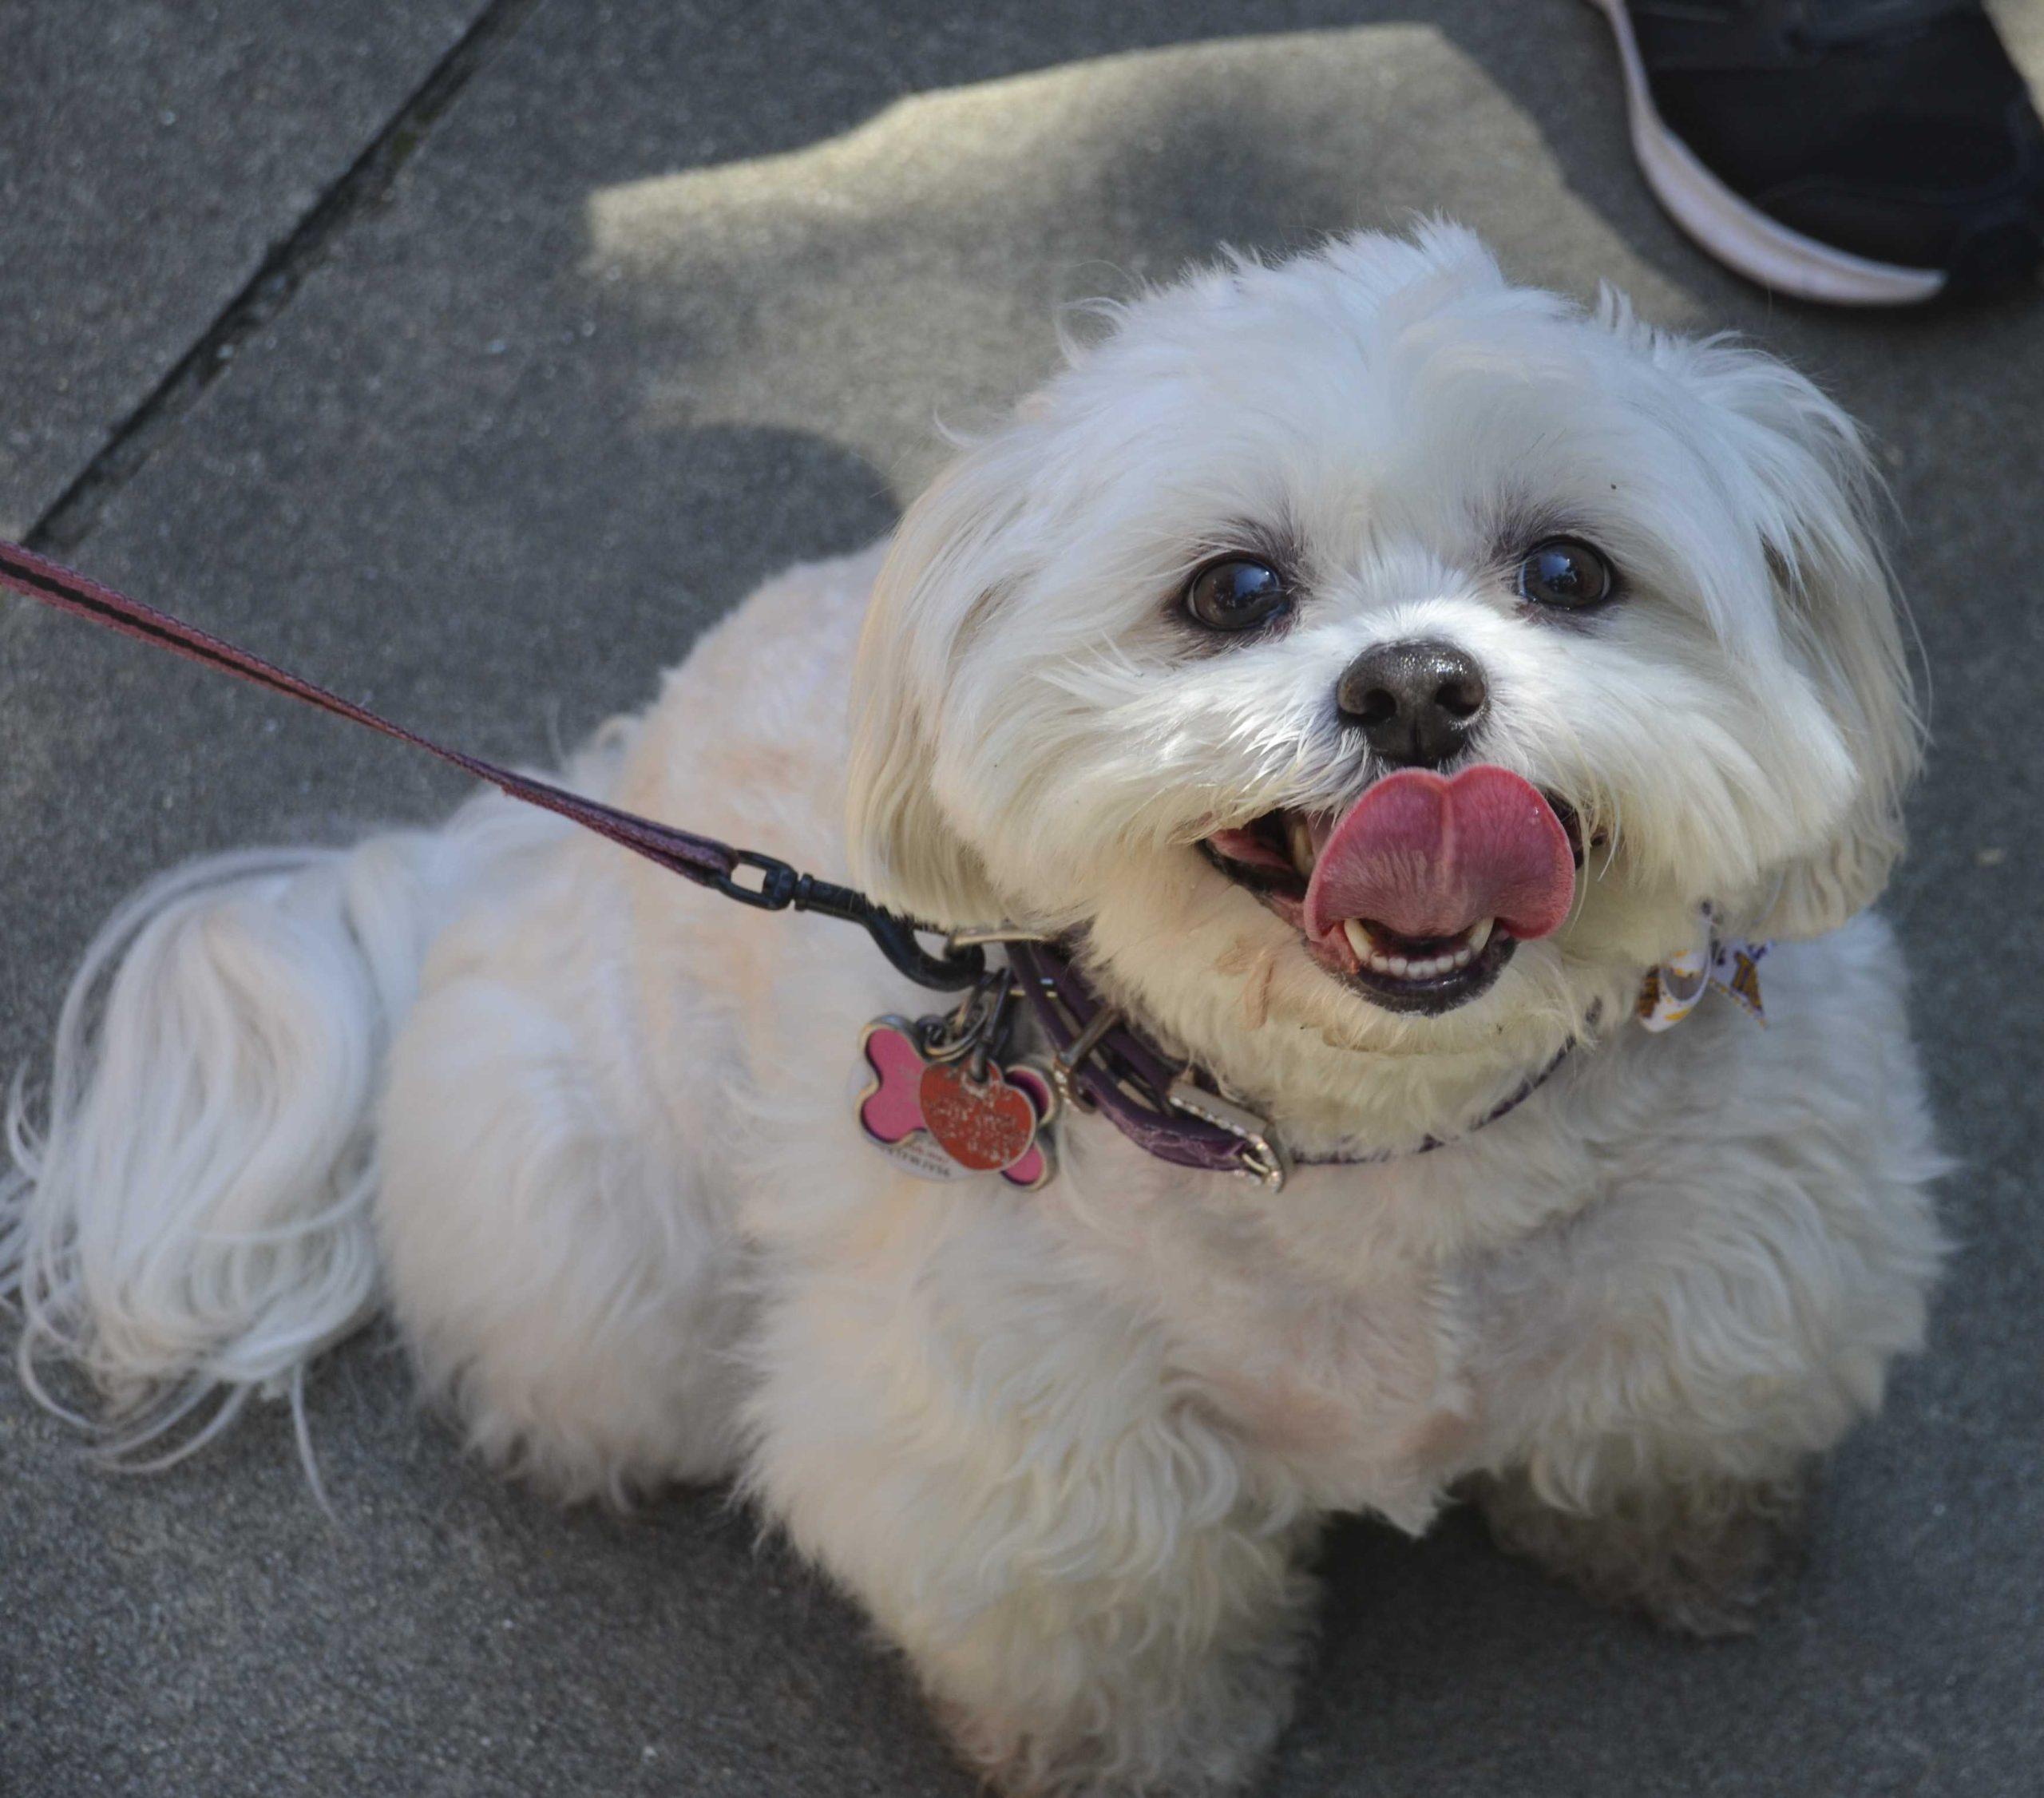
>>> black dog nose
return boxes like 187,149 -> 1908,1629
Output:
1336,639 -> 1487,768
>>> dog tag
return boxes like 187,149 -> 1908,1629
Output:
919,1061 -> 1039,1171
858,1017 -> 1056,1188
1638,935 -> 1768,1032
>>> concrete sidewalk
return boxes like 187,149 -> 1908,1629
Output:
2,3 -> 2040,1793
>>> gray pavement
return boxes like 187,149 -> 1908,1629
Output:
0,1 -> 495,541
2,2 -> 2041,1794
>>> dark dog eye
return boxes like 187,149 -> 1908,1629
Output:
1185,558 -> 1289,632
1517,538 -> 1613,611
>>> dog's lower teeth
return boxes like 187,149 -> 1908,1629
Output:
1340,916 -> 1499,981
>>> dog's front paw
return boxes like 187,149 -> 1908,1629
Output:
1475,1466 -> 1808,1639
932,1614 -> 1308,1798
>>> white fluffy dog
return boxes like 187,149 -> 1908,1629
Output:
3,225 -> 1943,1796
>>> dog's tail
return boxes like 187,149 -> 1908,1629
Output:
0,780 -> 564,1484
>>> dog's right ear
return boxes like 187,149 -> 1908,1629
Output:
846,450 -> 1018,930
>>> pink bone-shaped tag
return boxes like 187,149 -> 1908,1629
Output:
858,1021 -> 1051,1188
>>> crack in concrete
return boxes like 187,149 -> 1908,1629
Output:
25,0 -> 548,556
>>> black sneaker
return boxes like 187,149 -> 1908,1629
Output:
1591,0 -> 2044,303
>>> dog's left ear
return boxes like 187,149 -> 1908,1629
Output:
845,448 -> 1018,930
1650,326 -> 1920,940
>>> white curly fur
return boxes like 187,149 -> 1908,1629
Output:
3,227 -> 1943,1794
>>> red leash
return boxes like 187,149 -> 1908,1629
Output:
0,539 -> 984,991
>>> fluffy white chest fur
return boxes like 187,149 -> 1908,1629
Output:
3,228 -> 1944,1798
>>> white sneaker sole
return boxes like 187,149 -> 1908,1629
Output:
1590,0 -> 1947,305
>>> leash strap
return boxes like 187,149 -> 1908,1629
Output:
0,539 -> 985,991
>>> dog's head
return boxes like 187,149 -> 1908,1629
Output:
847,226 -> 1915,1143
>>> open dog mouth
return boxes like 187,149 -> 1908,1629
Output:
1202,767 -> 1585,1016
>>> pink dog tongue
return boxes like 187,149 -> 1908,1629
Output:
1303,766 -> 1575,943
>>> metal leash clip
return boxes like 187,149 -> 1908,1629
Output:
733,865 -> 988,991
917,969 -> 1020,1073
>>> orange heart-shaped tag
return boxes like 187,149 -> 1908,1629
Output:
918,1061 -> 1040,1172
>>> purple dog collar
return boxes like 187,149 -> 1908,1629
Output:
1005,938 -> 1570,1190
